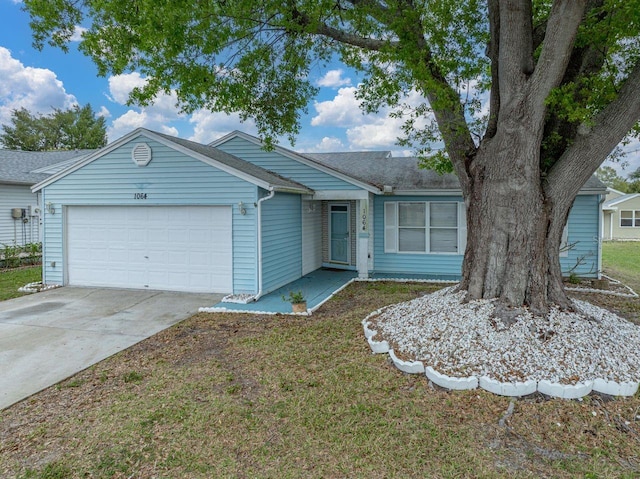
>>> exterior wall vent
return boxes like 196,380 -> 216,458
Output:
132,143 -> 152,166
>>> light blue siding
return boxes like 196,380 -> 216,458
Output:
217,137 -> 361,191
261,193 -> 302,293
373,195 -> 464,279
41,137 -> 259,293
561,194 -> 601,278
0,185 -> 40,246
373,194 -> 601,279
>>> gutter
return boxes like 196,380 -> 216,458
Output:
253,189 -> 276,301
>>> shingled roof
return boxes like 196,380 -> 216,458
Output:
305,152 -> 606,193
304,153 -> 460,192
0,149 -> 95,185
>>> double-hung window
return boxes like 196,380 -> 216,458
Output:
385,201 -> 465,254
620,210 -> 640,227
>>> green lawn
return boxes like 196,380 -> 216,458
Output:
602,241 -> 640,292
0,266 -> 42,301
1,280 -> 640,478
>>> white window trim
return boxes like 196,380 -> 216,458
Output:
384,201 -> 464,255
620,210 -> 640,228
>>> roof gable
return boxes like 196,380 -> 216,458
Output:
210,131 -> 382,193
603,193 -> 640,209
33,128 -> 312,194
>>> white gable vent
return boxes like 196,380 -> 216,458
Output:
132,143 -> 152,166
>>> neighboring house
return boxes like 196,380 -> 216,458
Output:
602,188 -> 640,240
32,128 -> 606,295
0,149 -> 94,246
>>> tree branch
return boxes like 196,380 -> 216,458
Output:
528,0 -> 586,114
485,0 -> 500,139
546,59 -> 640,206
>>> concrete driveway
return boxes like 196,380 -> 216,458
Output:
0,287 -> 223,410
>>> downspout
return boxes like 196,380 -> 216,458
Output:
253,188 -> 275,301
598,195 -> 605,279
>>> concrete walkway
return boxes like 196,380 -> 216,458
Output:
210,269 -> 358,314
0,287 -> 222,410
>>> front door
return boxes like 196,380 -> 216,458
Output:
329,204 -> 350,264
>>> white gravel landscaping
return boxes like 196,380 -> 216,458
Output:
367,286 -> 640,388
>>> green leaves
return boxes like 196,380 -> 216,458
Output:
21,0 -> 640,171
0,104 -> 107,151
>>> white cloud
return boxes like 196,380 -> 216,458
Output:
0,46 -> 77,126
70,26 -> 87,42
311,87 -> 364,127
316,69 -> 351,88
311,136 -> 345,152
107,73 -> 148,105
106,73 -> 185,141
311,86 -> 431,150
97,105 -> 111,118
188,110 -> 257,144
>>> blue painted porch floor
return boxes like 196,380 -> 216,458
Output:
212,269 -> 359,314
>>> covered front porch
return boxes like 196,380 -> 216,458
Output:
205,268 -> 358,314
302,192 -> 372,279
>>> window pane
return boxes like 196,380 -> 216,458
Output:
621,219 -> 633,227
399,203 -> 425,227
430,202 -> 457,227
621,211 -> 633,218
399,228 -> 426,252
430,229 -> 458,253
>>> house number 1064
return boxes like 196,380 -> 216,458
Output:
134,193 -> 148,199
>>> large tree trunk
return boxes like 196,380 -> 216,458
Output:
459,118 -> 573,315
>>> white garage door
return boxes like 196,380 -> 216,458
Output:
66,206 -> 232,293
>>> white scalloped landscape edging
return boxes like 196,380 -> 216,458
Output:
361,319 -> 377,339
17,282 -> 61,293
389,349 -> 425,374
537,379 -> 593,399
592,378 -> 640,397
198,306 -> 310,316
479,376 -> 537,397
367,335 -> 390,354
370,342 -> 640,398
425,366 -> 478,390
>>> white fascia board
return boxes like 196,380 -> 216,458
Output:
312,190 -> 370,200
211,130 -> 381,194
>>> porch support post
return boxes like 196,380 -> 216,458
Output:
357,198 -> 369,279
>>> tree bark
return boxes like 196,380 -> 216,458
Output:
459,94 -> 574,314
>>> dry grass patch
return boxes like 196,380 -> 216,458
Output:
1,281 -> 639,478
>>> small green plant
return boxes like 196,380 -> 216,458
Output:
568,272 -> 581,284
282,290 -> 305,304
122,371 -> 144,383
1,244 -> 21,268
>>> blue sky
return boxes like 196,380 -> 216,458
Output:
0,0 -> 423,156
0,0 -> 638,174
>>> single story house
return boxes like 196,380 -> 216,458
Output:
0,149 -> 94,246
602,188 -> 640,240
32,128 -> 606,294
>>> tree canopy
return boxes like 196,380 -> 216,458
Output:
0,104 -> 107,151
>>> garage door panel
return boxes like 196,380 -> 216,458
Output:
67,206 -> 233,293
